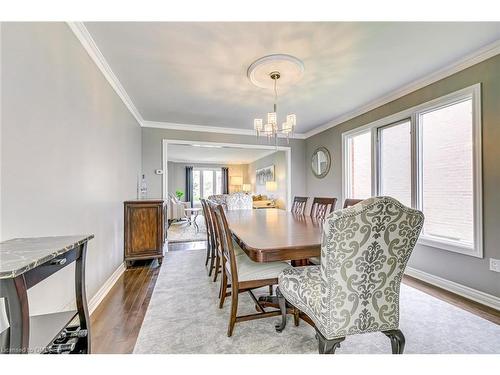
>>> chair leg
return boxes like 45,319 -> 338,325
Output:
208,244 -> 215,277
382,329 -> 405,354
316,329 -> 345,354
293,307 -> 300,327
227,283 -> 239,337
274,287 -> 287,332
219,273 -> 228,309
213,253 -> 220,282
204,242 -> 211,267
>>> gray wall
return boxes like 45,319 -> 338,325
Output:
306,54 -> 500,297
247,151 -> 288,209
0,22 -> 142,329
142,127 -> 307,201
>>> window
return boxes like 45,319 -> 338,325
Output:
419,99 -> 474,248
378,120 -> 411,207
193,168 -> 223,205
342,84 -> 482,257
345,130 -> 372,199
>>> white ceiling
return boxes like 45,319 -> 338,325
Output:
167,144 -> 276,164
85,22 -> 500,134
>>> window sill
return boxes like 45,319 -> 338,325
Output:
417,236 -> 482,258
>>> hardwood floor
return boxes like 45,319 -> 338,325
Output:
90,241 -> 499,353
90,259 -> 160,353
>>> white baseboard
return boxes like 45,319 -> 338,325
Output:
405,266 -> 500,311
88,262 -> 126,315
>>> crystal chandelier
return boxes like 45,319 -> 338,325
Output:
253,71 -> 296,144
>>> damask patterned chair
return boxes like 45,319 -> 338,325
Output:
276,196 -> 424,354
208,194 -> 228,210
226,192 -> 253,210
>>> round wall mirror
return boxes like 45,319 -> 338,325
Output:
311,147 -> 331,179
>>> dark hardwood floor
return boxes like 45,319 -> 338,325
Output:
90,241 -> 499,353
90,259 -> 161,353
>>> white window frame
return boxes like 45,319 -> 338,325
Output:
342,83 -> 482,258
193,167 -> 223,203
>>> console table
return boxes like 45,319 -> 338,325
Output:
0,235 -> 94,354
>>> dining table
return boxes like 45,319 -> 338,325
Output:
224,208 -> 323,266
224,208 -> 323,328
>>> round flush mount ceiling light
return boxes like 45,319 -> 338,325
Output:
247,54 -> 304,89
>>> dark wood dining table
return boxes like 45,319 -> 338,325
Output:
224,208 -> 323,266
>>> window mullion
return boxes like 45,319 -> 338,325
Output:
410,113 -> 419,210
371,128 -> 379,197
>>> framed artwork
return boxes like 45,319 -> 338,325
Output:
256,165 -> 275,185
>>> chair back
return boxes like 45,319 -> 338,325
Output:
209,201 -> 239,284
291,196 -> 308,215
226,192 -> 253,210
319,196 -> 424,338
343,198 -> 363,208
310,197 -> 337,220
200,199 -> 215,250
208,194 -> 228,209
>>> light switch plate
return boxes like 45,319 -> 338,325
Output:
489,258 -> 500,272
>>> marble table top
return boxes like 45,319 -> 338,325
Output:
0,235 -> 94,280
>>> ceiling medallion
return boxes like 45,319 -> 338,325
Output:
247,54 -> 304,144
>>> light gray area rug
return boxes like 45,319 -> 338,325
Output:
134,249 -> 500,354
167,215 -> 206,243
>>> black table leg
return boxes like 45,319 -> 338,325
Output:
1,275 -> 29,354
74,242 -> 91,354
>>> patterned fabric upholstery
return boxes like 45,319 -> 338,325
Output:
208,194 -> 228,210
279,196 -> 424,340
226,192 -> 253,210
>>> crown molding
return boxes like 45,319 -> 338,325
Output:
67,22 -> 499,141
143,120 -> 308,139
304,39 -> 500,138
67,22 -> 144,126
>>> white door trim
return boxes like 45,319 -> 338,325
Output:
162,139 -> 292,210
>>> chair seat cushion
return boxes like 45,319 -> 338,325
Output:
237,256 -> 290,282
278,266 -> 328,335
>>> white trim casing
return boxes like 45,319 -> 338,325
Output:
405,267 -> 500,311
163,139 -> 293,210
342,84 -> 483,258
67,22 -> 144,127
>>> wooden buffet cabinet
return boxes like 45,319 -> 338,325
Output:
124,199 -> 167,267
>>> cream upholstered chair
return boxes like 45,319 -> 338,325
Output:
226,192 -> 253,210
276,196 -> 424,354
167,193 -> 190,221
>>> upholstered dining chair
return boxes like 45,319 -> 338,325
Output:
208,194 -> 228,210
276,196 -> 424,354
200,199 -> 217,276
310,197 -> 337,220
343,198 -> 363,208
226,192 -> 253,210
210,201 -> 289,337
291,196 -> 308,215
